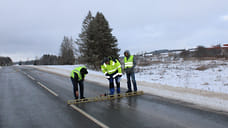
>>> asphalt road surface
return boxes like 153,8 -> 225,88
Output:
1,66 -> 228,128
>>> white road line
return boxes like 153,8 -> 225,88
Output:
37,82 -> 58,97
27,74 -> 35,81
70,104 -> 109,128
22,71 -> 27,75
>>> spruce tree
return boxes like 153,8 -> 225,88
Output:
76,11 -> 120,69
75,11 -> 94,63
87,12 -> 120,69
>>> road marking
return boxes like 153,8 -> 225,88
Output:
37,82 -> 58,97
27,74 -> 35,80
70,104 -> 109,128
22,71 -> 27,75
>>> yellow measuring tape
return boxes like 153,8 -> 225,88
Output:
67,91 -> 144,105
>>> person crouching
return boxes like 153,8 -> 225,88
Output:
101,56 -> 122,95
70,66 -> 88,99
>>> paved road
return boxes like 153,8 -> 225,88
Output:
1,66 -> 228,128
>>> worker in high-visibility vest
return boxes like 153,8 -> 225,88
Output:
70,66 -> 88,99
101,56 -> 122,95
124,50 -> 137,92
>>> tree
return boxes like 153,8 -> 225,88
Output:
0,56 -> 13,66
76,11 -> 120,69
39,54 -> 59,65
76,11 -> 94,64
60,36 -> 75,65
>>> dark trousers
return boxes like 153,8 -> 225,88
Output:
71,77 -> 84,99
109,77 -> 120,88
126,72 -> 137,91
108,73 -> 121,95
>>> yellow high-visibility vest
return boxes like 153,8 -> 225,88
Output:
101,59 -> 122,75
124,55 -> 134,69
71,66 -> 86,80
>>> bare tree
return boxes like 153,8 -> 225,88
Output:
60,36 -> 75,65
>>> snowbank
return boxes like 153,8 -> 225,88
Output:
27,63 -> 228,113
135,60 -> 228,93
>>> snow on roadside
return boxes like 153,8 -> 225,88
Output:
135,60 -> 228,93
28,61 -> 228,112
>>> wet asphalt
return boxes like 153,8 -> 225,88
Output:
0,66 -> 228,128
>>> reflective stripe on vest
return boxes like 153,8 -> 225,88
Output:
124,55 -> 134,68
101,60 -> 120,74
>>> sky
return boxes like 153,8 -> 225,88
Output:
0,0 -> 228,62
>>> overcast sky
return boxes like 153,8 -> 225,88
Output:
0,0 -> 228,62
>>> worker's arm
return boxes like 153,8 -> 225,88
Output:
74,72 -> 79,81
116,59 -> 122,76
101,64 -> 108,75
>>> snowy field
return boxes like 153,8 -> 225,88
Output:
136,60 -> 228,94
27,59 -> 228,112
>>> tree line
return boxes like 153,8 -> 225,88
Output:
0,57 -> 13,66
180,45 -> 228,59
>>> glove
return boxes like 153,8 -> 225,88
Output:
118,73 -> 122,78
104,73 -> 110,79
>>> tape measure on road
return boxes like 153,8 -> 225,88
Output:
67,91 -> 144,105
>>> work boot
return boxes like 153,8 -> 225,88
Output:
125,90 -> 132,93
80,97 -> 88,101
80,97 -> 85,99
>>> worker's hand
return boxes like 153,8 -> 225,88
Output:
104,73 -> 110,79
76,91 -> 79,97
